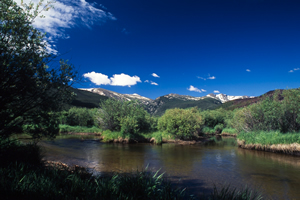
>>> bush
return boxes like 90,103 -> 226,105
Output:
202,127 -> 215,134
96,99 -> 155,134
157,107 -> 204,140
200,108 -> 227,128
64,107 -> 95,127
214,124 -> 224,133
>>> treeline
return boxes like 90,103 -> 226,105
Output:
58,88 -> 300,143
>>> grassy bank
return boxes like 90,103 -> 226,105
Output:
59,124 -> 102,135
221,128 -> 237,136
101,130 -> 175,144
0,139 -> 263,200
237,131 -> 300,155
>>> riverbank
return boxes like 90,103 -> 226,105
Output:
237,139 -> 300,156
1,139 -> 263,200
237,131 -> 300,156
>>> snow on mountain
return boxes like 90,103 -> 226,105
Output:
79,88 -> 153,102
80,88 -> 253,104
206,93 -> 253,103
157,93 -> 205,101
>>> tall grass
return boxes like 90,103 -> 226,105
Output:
59,124 -> 102,134
237,131 -> 300,145
221,128 -> 237,135
210,184 -> 263,200
0,163 -> 186,200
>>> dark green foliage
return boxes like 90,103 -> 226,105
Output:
158,107 -> 204,139
0,0 -> 77,139
154,97 -> 222,116
65,107 -> 95,127
0,139 -> 43,167
97,99 -> 155,134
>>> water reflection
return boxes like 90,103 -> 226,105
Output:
39,136 -> 300,199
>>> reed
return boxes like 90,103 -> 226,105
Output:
0,162 -> 186,200
210,184 -> 263,200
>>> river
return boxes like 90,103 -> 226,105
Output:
39,136 -> 300,199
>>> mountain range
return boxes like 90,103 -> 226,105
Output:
74,88 -> 253,115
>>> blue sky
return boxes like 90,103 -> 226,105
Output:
18,0 -> 300,99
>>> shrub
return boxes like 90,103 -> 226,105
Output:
200,108 -> 227,128
65,107 -> 95,127
157,107 -> 204,139
96,99 -> 154,134
202,127 -> 215,134
214,124 -> 224,133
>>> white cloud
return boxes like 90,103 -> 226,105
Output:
198,74 -> 216,80
288,68 -> 299,73
188,85 -> 202,93
83,72 -> 111,85
201,89 -> 207,92
144,80 -> 149,83
15,0 -> 116,53
214,90 -> 220,93
150,81 -> 158,86
110,73 -> 141,87
197,76 -> 206,80
246,69 -> 251,72
16,0 -> 116,37
83,72 -> 141,87
151,73 -> 160,78
207,76 -> 216,80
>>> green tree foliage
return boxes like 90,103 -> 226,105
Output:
96,99 -> 155,134
0,0 -> 76,139
157,107 -> 204,139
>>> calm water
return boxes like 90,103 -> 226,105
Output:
39,136 -> 300,199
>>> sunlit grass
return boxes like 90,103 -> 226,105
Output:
221,128 -> 237,135
237,131 -> 300,145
